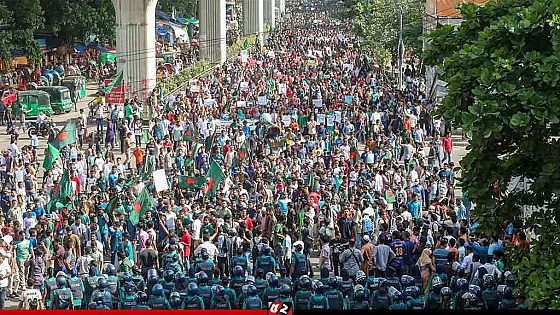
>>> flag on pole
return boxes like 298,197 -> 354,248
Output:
104,70 -> 123,94
52,122 -> 77,150
307,170 -> 315,192
205,159 -> 225,197
129,187 -> 153,225
242,38 -> 249,50
42,143 -> 60,170
178,175 -> 206,189
237,143 -> 250,161
58,168 -> 73,201
141,129 -> 153,144
183,124 -> 196,141
186,142 -> 203,168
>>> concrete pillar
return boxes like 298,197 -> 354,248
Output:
199,0 -> 227,65
276,0 -> 285,14
243,0 -> 264,46
112,0 -> 157,109
263,0 -> 275,30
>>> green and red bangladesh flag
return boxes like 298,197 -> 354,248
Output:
237,143 -> 250,161
186,142 -> 203,168
104,70 -> 123,94
130,187 -> 153,225
52,122 -> 77,150
183,124 -> 197,141
43,143 -> 60,170
204,159 -> 225,197
178,175 -> 206,189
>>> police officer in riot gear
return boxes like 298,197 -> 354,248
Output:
262,273 -> 281,306
148,284 -> 171,310
308,280 -> 329,309
482,274 -> 501,310
184,282 -> 205,309
325,276 -> 344,309
119,285 -> 138,310
371,277 -> 391,309
90,277 -> 113,310
210,285 -> 232,309
294,275 -> 313,310
255,244 -> 276,274
350,285 -> 370,309
405,286 -> 424,310
242,284 -> 264,309
50,274 -> 74,310
424,275 -> 444,310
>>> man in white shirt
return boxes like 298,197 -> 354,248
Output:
193,235 -> 219,261
0,254 -> 12,310
461,245 -> 474,272
19,279 -> 44,310
191,213 -> 202,249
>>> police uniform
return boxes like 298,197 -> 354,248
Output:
243,296 -> 263,309
51,287 -> 74,310
255,254 -> 276,274
119,292 -> 138,309
325,288 -> 344,309
68,276 -> 85,309
294,289 -> 312,310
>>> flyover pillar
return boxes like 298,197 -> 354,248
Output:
263,0 -> 275,30
112,0 -> 157,108
276,0 -> 285,14
199,0 -> 227,65
243,0 -> 264,47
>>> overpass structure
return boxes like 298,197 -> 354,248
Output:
111,0 -> 286,112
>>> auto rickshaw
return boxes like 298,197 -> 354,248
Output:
13,90 -> 53,117
60,75 -> 86,102
37,86 -> 72,113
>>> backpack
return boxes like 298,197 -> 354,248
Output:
54,288 -> 72,309
220,235 -> 229,254
24,176 -> 34,191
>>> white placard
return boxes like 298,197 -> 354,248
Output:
237,101 -> 247,107
282,115 -> 292,126
326,113 -> 335,127
343,64 -> 353,72
240,81 -> 249,91
190,85 -> 200,93
241,50 -> 249,63
334,111 -> 342,123
278,83 -> 287,95
204,99 -> 215,106
312,99 -> 323,107
316,113 -> 326,125
267,50 -> 275,58
153,169 -> 169,192
257,96 -> 267,105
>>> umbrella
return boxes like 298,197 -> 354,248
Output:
55,66 -> 65,74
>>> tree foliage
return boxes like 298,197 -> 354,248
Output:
338,0 -> 424,64
425,0 -> 560,308
157,0 -> 198,18
41,0 -> 116,46
4,0 -> 44,63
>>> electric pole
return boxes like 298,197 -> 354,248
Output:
398,4 -> 403,91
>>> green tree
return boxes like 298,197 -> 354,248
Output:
425,0 -> 560,308
0,2 -> 14,64
5,0 -> 44,63
157,0 -> 198,18
338,0 -> 424,64
41,0 -> 115,46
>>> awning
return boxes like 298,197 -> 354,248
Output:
177,18 -> 199,25
161,21 -> 189,42
75,44 -> 86,52
156,10 -> 171,22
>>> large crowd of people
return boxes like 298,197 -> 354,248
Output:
0,0 -> 531,311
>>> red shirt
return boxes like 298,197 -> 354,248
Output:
245,216 -> 253,230
180,232 -> 192,257
443,136 -> 453,153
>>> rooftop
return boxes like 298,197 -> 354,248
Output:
435,0 -> 488,18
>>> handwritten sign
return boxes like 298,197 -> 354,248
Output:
334,111 -> 342,123
153,169 -> 169,192
312,99 -> 323,107
278,83 -> 287,95
204,99 -> 215,106
316,113 -> 326,125
282,115 -> 292,126
240,81 -> 249,91
326,113 -> 335,127
241,50 -> 249,63
257,96 -> 267,105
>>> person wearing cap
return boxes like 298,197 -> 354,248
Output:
360,234 -> 374,274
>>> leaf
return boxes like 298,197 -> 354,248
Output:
510,112 -> 530,126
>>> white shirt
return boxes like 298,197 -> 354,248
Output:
461,252 -> 474,271
193,241 -> 218,260
20,288 -> 43,309
0,259 -> 10,288
191,219 -> 202,240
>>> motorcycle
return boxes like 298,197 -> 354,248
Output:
27,120 -> 59,138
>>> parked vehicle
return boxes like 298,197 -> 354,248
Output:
60,75 -> 87,102
37,86 -> 72,113
13,90 -> 53,118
